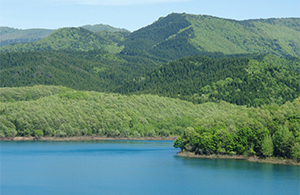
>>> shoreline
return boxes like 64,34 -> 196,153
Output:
0,136 -> 177,141
178,151 -> 300,166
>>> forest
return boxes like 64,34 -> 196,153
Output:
174,96 -> 300,161
116,54 -> 300,107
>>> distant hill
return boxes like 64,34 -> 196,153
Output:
122,13 -> 300,60
0,27 -> 128,54
81,24 -> 129,32
116,54 -> 300,107
0,27 -> 54,47
0,24 -> 128,48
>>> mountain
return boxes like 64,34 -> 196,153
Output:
115,54 -> 300,107
1,13 -> 299,107
122,13 -> 300,60
0,27 -> 128,54
2,13 -> 299,60
0,27 -> 54,47
0,49 -> 157,91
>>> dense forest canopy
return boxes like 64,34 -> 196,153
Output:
174,96 -> 300,161
116,54 -> 300,107
0,49 -> 158,91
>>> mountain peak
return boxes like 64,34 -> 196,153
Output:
81,24 -> 129,33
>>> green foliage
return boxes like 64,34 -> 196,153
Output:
0,49 -> 157,92
34,130 -> 44,137
2,13 -> 299,61
1,85 -> 299,161
81,24 -> 129,33
291,143 -> 300,162
0,85 -> 65,102
0,86 -> 202,138
0,27 -> 54,47
0,27 -> 125,54
261,134 -> 274,157
186,15 -> 300,58
0,24 -> 128,48
116,55 -> 300,107
173,136 -> 184,149
121,13 -> 300,62
173,97 -> 300,160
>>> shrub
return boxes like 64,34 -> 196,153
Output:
35,130 -> 44,137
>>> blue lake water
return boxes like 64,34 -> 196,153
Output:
1,140 -> 299,195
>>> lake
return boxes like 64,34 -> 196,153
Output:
1,140 -> 299,195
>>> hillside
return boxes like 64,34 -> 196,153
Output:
116,54 -> 300,107
0,27 -> 128,54
0,27 -> 54,47
122,13 -> 300,60
0,85 -> 299,161
1,48 -> 299,107
0,49 -> 157,91
0,24 -> 128,47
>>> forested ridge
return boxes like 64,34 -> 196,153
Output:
0,24 -> 128,47
0,27 -> 128,54
0,49 -> 158,91
0,27 -> 54,47
1,13 -> 299,60
121,13 -> 300,61
116,54 -> 300,107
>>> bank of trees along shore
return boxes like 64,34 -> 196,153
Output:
174,97 -> 300,162
0,86 -> 299,161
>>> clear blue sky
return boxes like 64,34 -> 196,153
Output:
0,0 -> 299,31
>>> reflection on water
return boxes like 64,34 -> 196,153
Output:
1,140 -> 299,195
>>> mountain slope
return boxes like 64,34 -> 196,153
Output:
0,27 -> 54,47
186,15 -> 300,57
0,24 -> 128,47
0,27 -> 127,54
2,13 -> 299,60
0,49 -> 157,91
122,13 -> 300,60
116,54 -> 300,107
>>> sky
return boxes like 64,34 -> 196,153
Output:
0,0 -> 299,32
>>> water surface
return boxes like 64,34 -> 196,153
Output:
1,140 -> 299,195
